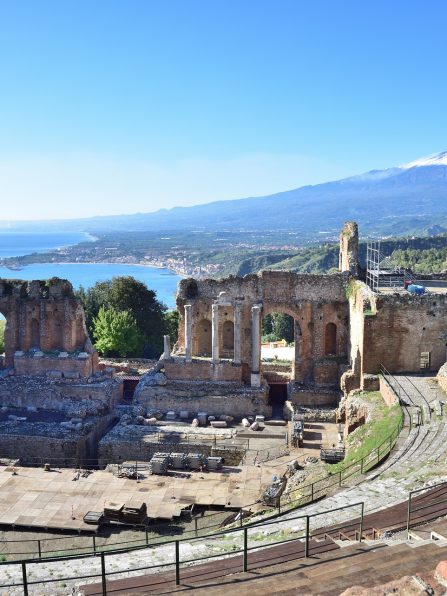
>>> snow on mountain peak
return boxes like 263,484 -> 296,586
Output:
400,151 -> 447,169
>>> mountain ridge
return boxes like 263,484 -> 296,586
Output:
2,152 -> 447,239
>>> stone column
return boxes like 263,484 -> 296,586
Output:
251,304 -> 262,387
212,303 -> 219,363
233,302 -> 242,365
184,304 -> 192,363
163,335 -> 171,359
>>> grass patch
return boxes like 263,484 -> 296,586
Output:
328,392 -> 402,474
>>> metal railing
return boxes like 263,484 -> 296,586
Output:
0,501 -> 365,594
0,400 -> 404,563
282,406 -> 404,510
406,481 -> 447,538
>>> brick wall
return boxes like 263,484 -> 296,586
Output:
165,359 -> 243,382
98,438 -> 244,468
379,376 -> 400,407
14,354 -> 94,378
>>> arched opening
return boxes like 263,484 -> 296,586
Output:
221,320 -> 234,358
194,318 -> 212,357
261,312 -> 295,419
325,322 -> 337,355
261,312 -> 295,360
31,319 -> 40,350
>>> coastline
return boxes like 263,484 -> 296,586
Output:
1,260 -> 185,278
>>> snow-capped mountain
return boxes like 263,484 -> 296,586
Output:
400,151 -> 447,169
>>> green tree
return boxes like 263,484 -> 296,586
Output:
273,313 -> 294,344
93,307 -> 142,357
0,319 -> 5,354
262,314 -> 273,338
77,276 -> 166,357
164,309 -> 180,346
262,312 -> 294,343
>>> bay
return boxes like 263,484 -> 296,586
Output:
0,263 -> 180,308
0,231 -> 91,258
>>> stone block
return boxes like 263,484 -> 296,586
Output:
14,351 -> 25,358
63,371 -> 80,379
58,352 -> 69,359
197,412 -> 208,426
33,351 -> 44,358
78,352 -> 89,360
362,374 -> 380,391
47,370 -> 63,379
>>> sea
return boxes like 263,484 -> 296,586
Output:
0,232 -> 181,308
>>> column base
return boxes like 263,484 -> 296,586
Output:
251,373 -> 261,388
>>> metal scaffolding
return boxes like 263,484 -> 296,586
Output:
366,240 -> 381,292
366,240 -> 407,293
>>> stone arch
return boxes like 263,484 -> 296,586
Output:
222,320 -> 234,358
194,318 -> 212,357
31,319 -> 40,349
325,322 -> 337,355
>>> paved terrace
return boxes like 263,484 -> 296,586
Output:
0,457 -> 291,532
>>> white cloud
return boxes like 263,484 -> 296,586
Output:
0,152 -> 355,221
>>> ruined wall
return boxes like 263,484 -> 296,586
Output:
289,386 -> 341,409
0,434 -> 81,466
98,434 -> 244,467
380,376 -> 400,407
135,376 -> 270,418
339,221 -> 359,276
175,271 -> 350,387
0,375 -> 122,413
362,293 -> 447,374
0,413 -> 117,467
13,352 -> 94,378
164,359 -> 243,382
0,278 -> 95,376
343,282 -> 447,395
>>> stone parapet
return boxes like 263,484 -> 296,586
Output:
165,358 -> 243,383
14,352 -> 95,378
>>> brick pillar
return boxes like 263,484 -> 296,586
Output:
233,302 -> 242,365
251,304 -> 262,387
184,304 -> 192,363
212,303 -> 219,363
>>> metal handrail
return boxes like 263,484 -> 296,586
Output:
2,500 -> 366,594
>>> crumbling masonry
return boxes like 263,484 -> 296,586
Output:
135,221 -> 447,418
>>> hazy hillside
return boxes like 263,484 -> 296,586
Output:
2,152 -> 447,242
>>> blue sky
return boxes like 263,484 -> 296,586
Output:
1,0 -> 447,220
